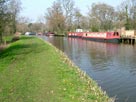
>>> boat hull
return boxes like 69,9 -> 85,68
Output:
68,36 -> 82,38
68,32 -> 121,43
82,37 -> 120,43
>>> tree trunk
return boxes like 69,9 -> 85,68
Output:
0,33 -> 3,44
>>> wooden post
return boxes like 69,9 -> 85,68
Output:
129,39 -> 131,44
132,39 -> 135,45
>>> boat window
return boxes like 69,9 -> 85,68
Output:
116,32 -> 119,36
114,32 -> 119,36
86,33 -> 87,36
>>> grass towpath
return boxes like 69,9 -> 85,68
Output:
0,36 -> 112,102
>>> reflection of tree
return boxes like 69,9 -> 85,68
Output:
45,37 -> 136,102
46,37 -> 136,76
86,41 -> 119,70
118,45 -> 136,75
47,37 -> 65,52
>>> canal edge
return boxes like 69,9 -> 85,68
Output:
38,36 -> 115,102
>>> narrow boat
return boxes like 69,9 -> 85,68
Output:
68,32 -> 83,38
45,32 -> 55,36
68,32 -> 120,43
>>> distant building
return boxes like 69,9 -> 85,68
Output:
117,27 -> 136,37
76,29 -> 83,32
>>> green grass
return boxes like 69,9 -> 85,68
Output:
0,36 -> 113,102
1,35 -> 13,44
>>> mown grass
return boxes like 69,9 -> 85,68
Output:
0,36 -> 113,102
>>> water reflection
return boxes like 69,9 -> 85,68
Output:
41,36 -> 136,102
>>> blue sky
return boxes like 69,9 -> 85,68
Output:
20,0 -> 124,22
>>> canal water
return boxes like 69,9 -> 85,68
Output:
41,36 -> 136,102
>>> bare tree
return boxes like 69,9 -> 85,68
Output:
45,1 -> 65,35
130,0 -> 136,29
16,16 -> 32,34
79,16 -> 89,31
73,8 -> 83,29
9,0 -> 22,34
60,0 -> 75,31
29,23 -> 45,33
0,0 -> 11,43
89,16 -> 100,32
88,3 -> 115,31
36,16 -> 46,33
116,0 -> 136,30
114,7 -> 126,29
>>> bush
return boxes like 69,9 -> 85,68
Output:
12,35 -> 20,42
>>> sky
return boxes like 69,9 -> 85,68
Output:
20,0 -> 124,22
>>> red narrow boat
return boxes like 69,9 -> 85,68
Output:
68,32 -> 120,43
68,32 -> 83,38
45,32 -> 55,36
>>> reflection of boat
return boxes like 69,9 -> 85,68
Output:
68,32 -> 120,43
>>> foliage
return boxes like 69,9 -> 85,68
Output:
45,1 -> 65,35
15,0 -> 136,34
60,0 -> 75,31
0,0 -> 9,43
116,0 -> 136,30
0,0 -> 21,44
89,3 -> 115,31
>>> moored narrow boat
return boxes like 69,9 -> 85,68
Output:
68,32 -> 120,43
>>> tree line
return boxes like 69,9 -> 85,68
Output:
0,0 -> 21,43
0,0 -> 136,42
44,0 -> 136,35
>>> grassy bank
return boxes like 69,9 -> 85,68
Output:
0,36 -> 112,102
0,36 -> 11,49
